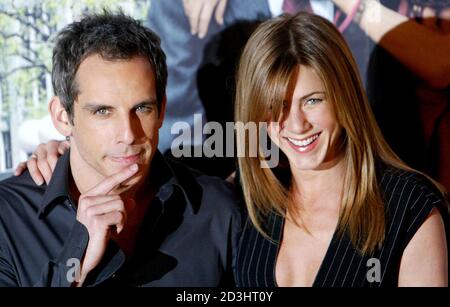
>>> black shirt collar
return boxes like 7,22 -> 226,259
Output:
39,151 -> 71,216
38,150 -> 203,217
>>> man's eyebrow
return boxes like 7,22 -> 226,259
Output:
133,99 -> 157,107
82,103 -> 114,111
298,91 -> 326,101
82,100 -> 157,111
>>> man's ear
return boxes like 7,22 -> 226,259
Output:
49,96 -> 72,137
157,95 -> 166,129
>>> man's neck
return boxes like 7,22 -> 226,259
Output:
112,180 -> 156,259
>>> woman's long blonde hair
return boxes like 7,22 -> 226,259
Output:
235,12 -> 443,254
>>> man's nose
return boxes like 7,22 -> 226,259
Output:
117,114 -> 140,145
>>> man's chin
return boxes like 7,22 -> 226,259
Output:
102,160 -> 150,192
120,173 -> 142,188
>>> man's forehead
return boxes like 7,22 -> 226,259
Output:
78,53 -> 152,67
74,54 -> 156,101
75,54 -> 155,82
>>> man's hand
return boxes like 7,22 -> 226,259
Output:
76,164 -> 138,286
183,0 -> 227,39
14,140 -> 70,185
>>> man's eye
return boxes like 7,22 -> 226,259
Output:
94,108 -> 110,115
136,105 -> 153,113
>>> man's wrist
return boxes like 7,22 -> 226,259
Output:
332,0 -> 360,14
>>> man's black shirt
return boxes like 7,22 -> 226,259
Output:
0,151 -> 242,286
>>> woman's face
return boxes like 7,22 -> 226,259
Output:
268,65 -> 344,171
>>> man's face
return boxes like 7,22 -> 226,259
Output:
69,54 -> 163,193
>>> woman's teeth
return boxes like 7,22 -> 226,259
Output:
287,133 -> 320,147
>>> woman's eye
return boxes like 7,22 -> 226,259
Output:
305,98 -> 322,106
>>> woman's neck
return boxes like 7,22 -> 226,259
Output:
290,154 -> 347,212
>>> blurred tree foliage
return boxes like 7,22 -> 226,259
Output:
0,0 -> 150,120
0,0 -> 150,169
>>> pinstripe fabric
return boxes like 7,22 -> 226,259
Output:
235,165 -> 449,287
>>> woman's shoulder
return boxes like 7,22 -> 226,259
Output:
377,164 -> 448,248
378,165 -> 445,205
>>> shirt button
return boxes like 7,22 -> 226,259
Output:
159,185 -> 173,201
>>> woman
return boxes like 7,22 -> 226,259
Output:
16,12 -> 448,287
234,12 -> 448,287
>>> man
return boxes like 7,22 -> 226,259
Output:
0,12 -> 241,286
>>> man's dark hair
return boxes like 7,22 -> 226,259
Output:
52,11 -> 167,123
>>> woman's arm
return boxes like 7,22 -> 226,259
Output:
332,0 -> 450,89
14,140 -> 69,185
398,208 -> 448,286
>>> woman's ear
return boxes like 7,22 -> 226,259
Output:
48,96 -> 72,137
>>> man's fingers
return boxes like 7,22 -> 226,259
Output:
99,211 -> 126,234
183,0 -> 202,35
26,159 -> 45,186
182,0 -> 192,16
198,2 -> 215,39
184,0 -> 225,38
78,197 -> 132,235
86,164 -> 139,196
78,195 -> 120,211
215,0 -> 227,25
83,198 -> 125,217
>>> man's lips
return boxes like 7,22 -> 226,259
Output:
109,153 -> 141,165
